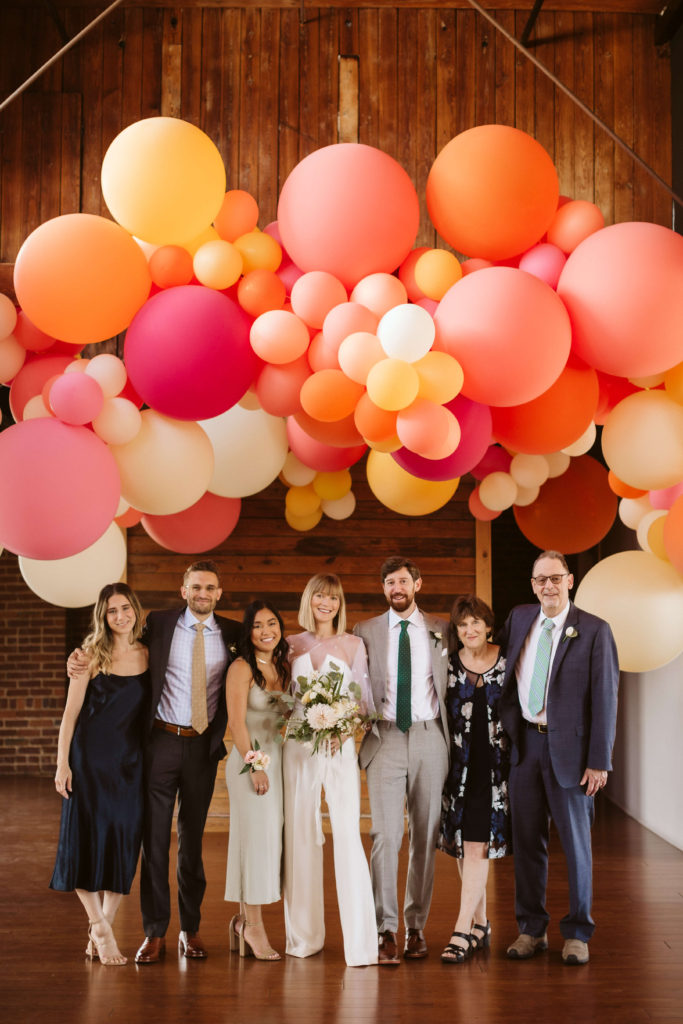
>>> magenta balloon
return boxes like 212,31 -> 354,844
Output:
124,285 -> 258,420
286,416 -> 367,472
0,418 -> 120,559
392,395 -> 492,481
141,491 -> 241,553
277,144 -> 420,290
471,444 -> 513,481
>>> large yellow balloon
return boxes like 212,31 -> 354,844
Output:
101,118 -> 226,245
575,550 -> 683,672
366,450 -> 459,515
110,409 -> 214,514
602,390 -> 683,490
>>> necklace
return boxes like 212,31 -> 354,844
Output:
256,657 -> 272,665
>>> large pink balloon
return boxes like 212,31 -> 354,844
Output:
557,223 -> 683,377
434,267 -> 571,407
141,492 -> 241,553
0,419 -> 120,559
124,285 -> 258,420
392,395 -> 492,481
277,144 -> 420,289
286,417 -> 367,472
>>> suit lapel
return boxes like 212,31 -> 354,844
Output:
547,601 -> 579,688
423,613 -> 448,694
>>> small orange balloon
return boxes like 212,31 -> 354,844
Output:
354,392 -> 398,442
300,369 -> 364,423
214,189 -> 260,242
149,245 -> 194,288
607,470 -> 647,499
238,269 -> 286,317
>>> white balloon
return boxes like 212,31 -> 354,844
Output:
377,304 -> 435,363
561,421 -> 597,456
575,550 -> 683,672
200,405 -> 288,497
19,523 -> 127,608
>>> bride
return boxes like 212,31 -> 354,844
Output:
283,573 -> 377,966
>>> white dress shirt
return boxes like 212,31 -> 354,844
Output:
156,608 -> 229,727
515,602 -> 571,724
384,608 -> 440,723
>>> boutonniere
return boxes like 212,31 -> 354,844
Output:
429,630 -> 442,648
228,643 -> 237,655
562,626 -> 578,643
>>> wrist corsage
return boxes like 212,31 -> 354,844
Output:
240,739 -> 270,775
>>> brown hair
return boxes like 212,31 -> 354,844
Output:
82,583 -> 144,674
448,594 -> 495,653
183,559 -> 222,586
380,557 -> 421,584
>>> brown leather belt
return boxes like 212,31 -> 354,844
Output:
154,719 -> 201,738
525,721 -> 548,734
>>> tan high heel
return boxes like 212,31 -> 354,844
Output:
228,914 -> 243,952
89,918 -> 127,966
239,920 -> 281,961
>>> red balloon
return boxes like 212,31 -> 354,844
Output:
277,144 -> 420,289
286,417 -> 366,471
434,267 -> 571,407
514,455 -> 617,554
0,419 -> 120,559
491,360 -> 599,454
141,491 -> 241,553
124,285 -> 258,420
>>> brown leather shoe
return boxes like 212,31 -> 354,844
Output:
178,932 -> 208,958
378,930 -> 400,965
135,936 -> 166,964
404,928 -> 428,959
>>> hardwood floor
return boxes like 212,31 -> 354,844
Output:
2,777 -> 682,1024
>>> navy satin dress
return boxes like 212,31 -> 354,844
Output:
50,671 -> 148,894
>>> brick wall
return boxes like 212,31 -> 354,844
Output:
0,552 -> 88,775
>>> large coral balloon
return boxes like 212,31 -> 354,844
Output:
434,267 -> 571,407
558,223 -> 683,377
101,118 -> 226,245
426,126 -> 559,260
14,214 -> 151,344
277,144 -> 420,289
513,455 -> 617,554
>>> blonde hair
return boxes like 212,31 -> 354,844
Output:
298,573 -> 346,635
82,583 -> 144,675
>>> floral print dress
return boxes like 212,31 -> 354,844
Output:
438,650 -> 512,859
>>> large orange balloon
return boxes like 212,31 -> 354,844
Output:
14,214 -> 151,344
277,144 -> 420,289
426,126 -> 559,260
434,267 -> 571,407
558,223 -> 683,377
491,360 -> 599,454
513,455 -> 617,554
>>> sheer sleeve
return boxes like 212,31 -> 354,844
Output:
348,634 -> 374,716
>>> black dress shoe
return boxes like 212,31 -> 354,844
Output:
378,931 -> 400,965
404,928 -> 428,959
135,936 -> 166,964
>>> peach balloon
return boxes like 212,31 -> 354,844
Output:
92,397 -> 142,445
193,239 -> 243,289
22,395 -> 52,420
109,410 -> 214,515
426,125 -> 559,260
338,331 -> 385,384
415,351 -> 464,405
300,369 -> 365,423
307,330 -> 340,371
366,358 -> 420,411
478,472 -> 518,511
558,222 -> 683,377
0,334 -> 26,384
414,249 -> 462,301
0,294 -> 17,339
544,451 -> 571,478
291,271 -> 348,329
663,494 -> 683,576
546,199 -> 604,254
513,483 -> 540,507
322,301 -> 379,349
602,390 -> 683,490
351,273 -> 408,318
366,449 -> 459,516
509,454 -> 549,490
214,189 -> 259,242
149,245 -> 194,288
14,214 -> 152,344
396,399 -> 454,458
575,550 -> 683,671
618,495 -> 653,530
85,353 -> 127,398
321,491 -> 356,520
435,267 -> 571,407
250,309 -> 310,365
101,117 -> 226,245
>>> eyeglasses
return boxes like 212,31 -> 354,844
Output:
531,573 -> 569,586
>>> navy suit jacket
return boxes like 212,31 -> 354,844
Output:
143,607 -> 241,762
498,601 -> 619,789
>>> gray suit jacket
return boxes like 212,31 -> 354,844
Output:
353,610 -> 450,770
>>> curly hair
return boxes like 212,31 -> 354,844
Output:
81,583 -> 144,675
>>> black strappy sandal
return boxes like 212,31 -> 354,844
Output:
440,931 -> 473,964
470,920 -> 491,953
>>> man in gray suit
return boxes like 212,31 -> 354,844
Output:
354,557 -> 449,965
499,550 -> 619,966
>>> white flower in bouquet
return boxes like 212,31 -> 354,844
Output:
306,704 -> 341,730
286,659 -> 380,755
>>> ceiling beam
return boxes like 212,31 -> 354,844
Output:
12,1 -> 667,14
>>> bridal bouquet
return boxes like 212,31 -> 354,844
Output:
283,660 -> 378,755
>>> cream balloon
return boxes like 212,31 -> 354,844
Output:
544,451 -> 571,478
618,495 -> 653,530
561,421 -> 596,457
636,509 -> 667,554
92,397 -> 142,445
0,334 -> 26,383
85,353 -> 127,397
22,395 -> 52,420
200,404 -> 288,497
513,484 -> 540,507
321,491 -> 357,520
575,550 -> 683,671
19,523 -> 127,608
281,452 -> 317,487
110,409 -> 214,514
602,390 -> 683,490
509,454 -> 549,489
478,471 -> 519,511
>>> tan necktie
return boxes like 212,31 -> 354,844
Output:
191,623 -> 208,734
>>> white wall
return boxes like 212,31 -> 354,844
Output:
608,650 -> 683,851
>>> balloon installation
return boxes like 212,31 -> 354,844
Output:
1,115 -> 682,653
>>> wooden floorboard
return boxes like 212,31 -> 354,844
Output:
2,777 -> 682,1023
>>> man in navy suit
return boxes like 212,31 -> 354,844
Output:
498,550 -> 619,966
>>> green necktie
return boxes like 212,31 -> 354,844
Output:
528,618 -> 553,716
396,620 -> 412,733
